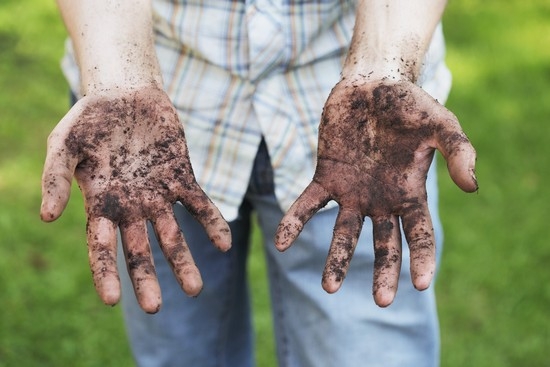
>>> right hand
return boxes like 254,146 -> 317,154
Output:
41,85 -> 231,313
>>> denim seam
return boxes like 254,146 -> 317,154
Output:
216,242 -> 237,367
262,229 -> 290,367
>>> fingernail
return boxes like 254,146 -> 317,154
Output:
470,168 -> 479,191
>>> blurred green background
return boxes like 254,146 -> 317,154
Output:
1,0 -> 549,366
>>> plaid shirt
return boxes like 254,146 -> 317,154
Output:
62,0 -> 451,221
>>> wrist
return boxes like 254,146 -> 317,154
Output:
342,39 -> 424,84
58,0 -> 163,95
78,28 -> 163,95
341,57 -> 417,84
342,0 -> 445,85
80,50 -> 163,95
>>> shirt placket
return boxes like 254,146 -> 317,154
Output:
245,0 -> 289,83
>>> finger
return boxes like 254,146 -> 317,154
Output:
275,181 -> 331,251
371,215 -> 402,307
400,204 -> 436,292
120,220 -> 162,314
152,210 -> 203,297
434,115 -> 478,193
179,184 -> 231,252
40,132 -> 79,222
87,216 -> 121,307
321,208 -> 363,294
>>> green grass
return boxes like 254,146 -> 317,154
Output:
437,1 -> 550,366
0,2 -> 134,366
1,0 -> 549,366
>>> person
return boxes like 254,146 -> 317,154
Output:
42,0 -> 477,366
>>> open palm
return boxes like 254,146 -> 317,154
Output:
276,79 -> 477,307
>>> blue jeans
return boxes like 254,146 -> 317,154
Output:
118,140 -> 443,367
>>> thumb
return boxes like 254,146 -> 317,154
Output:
40,120 -> 80,222
434,113 -> 478,193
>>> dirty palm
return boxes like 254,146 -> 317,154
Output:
277,79 -> 477,307
41,80 -> 476,312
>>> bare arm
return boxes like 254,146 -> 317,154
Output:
55,0 -> 162,94
276,0 -> 477,306
43,0 -> 231,313
343,0 -> 447,83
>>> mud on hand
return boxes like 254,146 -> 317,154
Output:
41,86 -> 231,313
276,79 -> 477,307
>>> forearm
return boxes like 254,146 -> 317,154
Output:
343,0 -> 447,83
56,0 -> 162,94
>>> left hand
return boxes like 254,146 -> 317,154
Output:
275,78 -> 477,307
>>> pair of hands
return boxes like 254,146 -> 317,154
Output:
41,80 -> 476,313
